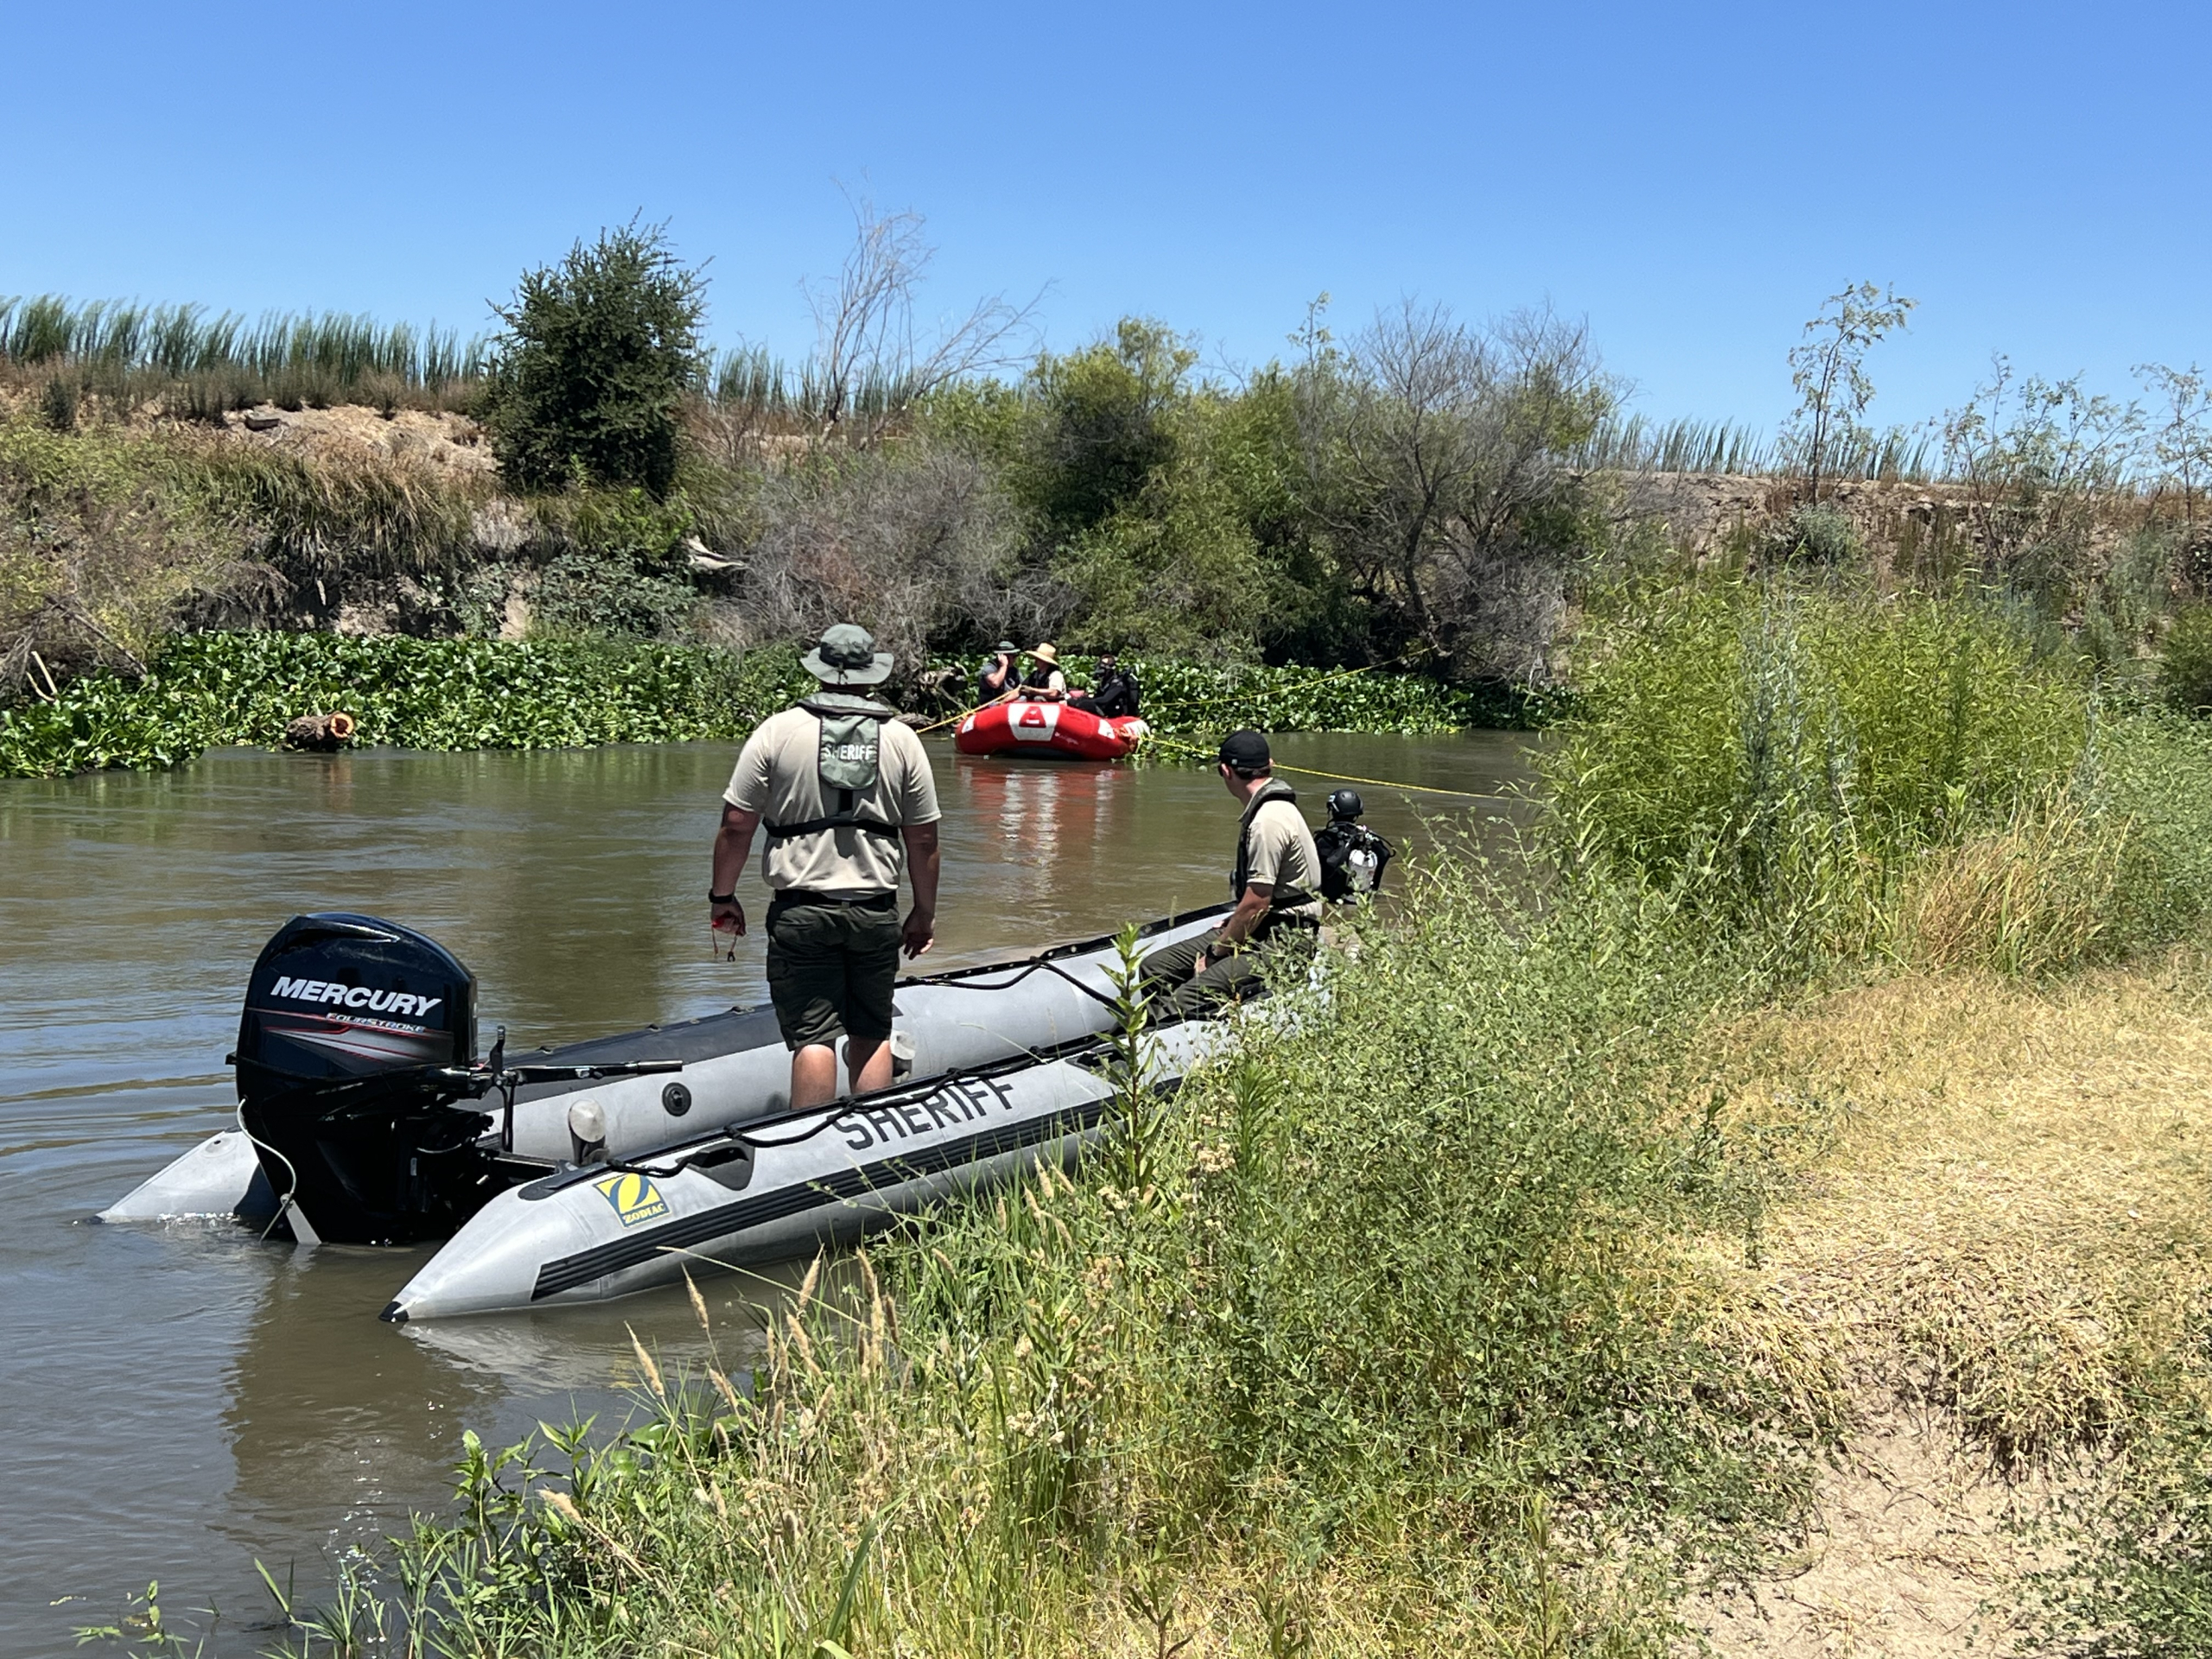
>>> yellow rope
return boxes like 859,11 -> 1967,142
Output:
914,698 -> 991,737
1141,732 -> 1521,804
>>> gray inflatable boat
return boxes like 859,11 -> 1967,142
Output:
100,906 -> 1230,1308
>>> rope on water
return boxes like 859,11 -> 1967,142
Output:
1141,731 -> 1522,804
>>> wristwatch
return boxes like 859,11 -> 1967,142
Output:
709,890 -> 736,905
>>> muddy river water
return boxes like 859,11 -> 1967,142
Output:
0,732 -> 1530,1655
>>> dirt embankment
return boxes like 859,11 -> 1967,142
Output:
211,400 -> 499,476
1613,472 -> 1984,561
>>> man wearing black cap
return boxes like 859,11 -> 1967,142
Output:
710,623 -> 942,1109
1138,728 -> 1323,1016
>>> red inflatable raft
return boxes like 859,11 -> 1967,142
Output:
954,700 -> 1149,761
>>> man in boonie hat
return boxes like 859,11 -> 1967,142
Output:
1018,641 -> 1067,702
709,623 -> 942,1108
1138,727 -> 1322,1017
976,639 -> 1020,704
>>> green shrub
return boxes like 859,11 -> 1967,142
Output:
2098,709 -> 2212,949
1757,501 -> 1862,565
1546,585 -> 2092,961
530,550 -> 701,639
481,222 -> 707,498
2161,603 -> 2212,715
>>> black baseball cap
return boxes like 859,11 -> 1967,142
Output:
1217,729 -> 1271,772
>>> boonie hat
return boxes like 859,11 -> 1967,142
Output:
1027,642 -> 1060,666
802,622 -> 895,686
994,639 -> 1019,653
1217,728 -> 1271,772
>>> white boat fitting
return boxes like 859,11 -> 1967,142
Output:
99,906 -> 1227,1249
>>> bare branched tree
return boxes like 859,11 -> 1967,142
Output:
726,445 -> 1065,682
2138,361 -> 2212,531
1942,356 -> 2146,608
1298,302 -> 1612,677
798,197 -> 1039,448
1783,283 -> 1916,501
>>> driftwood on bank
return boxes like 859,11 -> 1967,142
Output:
283,712 -> 357,751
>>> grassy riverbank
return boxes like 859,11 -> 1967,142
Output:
212,584 -> 2212,1658
0,632 -> 1484,779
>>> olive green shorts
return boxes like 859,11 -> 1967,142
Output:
764,895 -> 901,1052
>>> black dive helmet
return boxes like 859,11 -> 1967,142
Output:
1326,788 -> 1364,821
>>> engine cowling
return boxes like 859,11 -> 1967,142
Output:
232,913 -> 490,1243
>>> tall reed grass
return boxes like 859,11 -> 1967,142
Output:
0,294 -> 488,417
1573,415 -> 1936,482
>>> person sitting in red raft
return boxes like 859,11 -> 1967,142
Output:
1000,642 -> 1067,702
1070,652 -> 1140,719
957,644 -> 1148,760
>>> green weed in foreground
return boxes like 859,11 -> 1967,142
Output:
251,863 -> 1816,1658
2162,601 -> 2212,716
0,632 -> 814,779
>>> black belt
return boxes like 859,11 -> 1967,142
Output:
770,888 -> 898,910
763,817 -> 899,841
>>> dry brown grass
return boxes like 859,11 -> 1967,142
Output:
1896,796 -> 2134,979
1676,947 -> 2212,1653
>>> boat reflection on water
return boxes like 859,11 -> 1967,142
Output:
214,1243 -> 814,1585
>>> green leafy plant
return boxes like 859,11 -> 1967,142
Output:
2162,602 -> 2212,715
0,631 -> 810,779
1545,583 -> 2094,965
481,221 -> 708,498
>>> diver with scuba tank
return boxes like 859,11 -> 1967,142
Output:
1313,788 -> 1393,902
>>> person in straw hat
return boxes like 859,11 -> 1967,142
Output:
709,623 -> 942,1109
1017,642 -> 1068,701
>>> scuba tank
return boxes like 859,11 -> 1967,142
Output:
1313,788 -> 1393,901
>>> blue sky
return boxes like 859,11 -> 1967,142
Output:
3,0 -> 2204,434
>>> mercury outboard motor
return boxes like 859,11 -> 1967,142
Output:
232,912 -> 493,1245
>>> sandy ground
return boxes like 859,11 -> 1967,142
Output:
218,401 -> 498,474
1678,957 -> 2212,1656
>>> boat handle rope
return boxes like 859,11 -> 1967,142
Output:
922,956 -> 1126,1010
578,1020 -> 1145,1179
237,1104 -> 304,1243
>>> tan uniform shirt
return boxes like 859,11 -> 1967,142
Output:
1245,797 -> 1325,923
724,708 -> 941,896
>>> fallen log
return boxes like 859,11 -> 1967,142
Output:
283,712 -> 358,751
